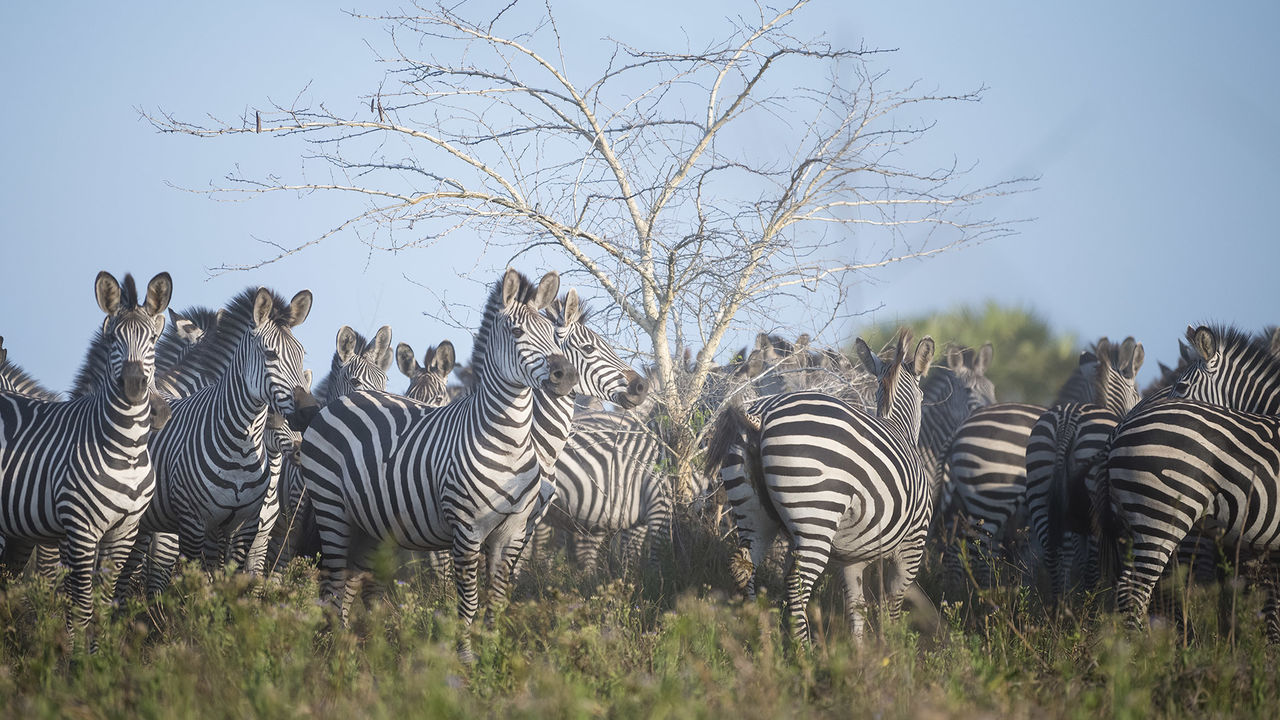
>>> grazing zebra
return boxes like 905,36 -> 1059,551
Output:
397,340 -> 456,405
0,271 -> 171,642
125,286 -> 313,593
1024,337 -> 1143,605
706,330 -> 935,642
1102,325 -> 1280,641
300,269 -> 641,661
939,340 -> 1127,593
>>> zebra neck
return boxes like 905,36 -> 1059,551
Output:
207,362 -> 271,452
94,377 -> 156,454
532,391 -> 575,473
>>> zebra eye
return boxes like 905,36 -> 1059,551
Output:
581,344 -> 597,354
511,326 -> 525,339
264,349 -> 279,362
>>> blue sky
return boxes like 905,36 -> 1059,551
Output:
2,2 -> 1276,393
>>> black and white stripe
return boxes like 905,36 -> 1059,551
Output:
707,330 -> 935,641
300,270 -> 600,661
126,286 -> 313,593
1024,336 -> 1143,604
1102,325 -> 1280,641
0,272 -> 171,641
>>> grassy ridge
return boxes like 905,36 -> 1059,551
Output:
1,519 -> 1276,719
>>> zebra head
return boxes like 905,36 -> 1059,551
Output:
548,289 -> 648,409
317,325 -> 393,402
242,287 -> 313,418
396,340 -> 456,406
264,412 -> 302,464
472,268 -> 576,396
93,271 -> 172,405
1085,336 -> 1144,414
1172,325 -> 1280,414
855,329 -> 934,439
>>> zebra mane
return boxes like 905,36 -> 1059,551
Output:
315,327 -> 373,401
69,274 -> 140,399
1197,323 -> 1280,378
156,287 -> 296,385
469,269 -> 537,373
155,306 -> 220,377
0,352 -> 58,401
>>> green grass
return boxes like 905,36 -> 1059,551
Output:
1,519 -> 1276,719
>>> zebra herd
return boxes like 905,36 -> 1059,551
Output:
3,268 -> 1280,659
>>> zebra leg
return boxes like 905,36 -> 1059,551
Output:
114,533 -> 152,600
96,521 -> 143,609
452,543 -> 484,664
146,533 -> 181,598
33,543 -> 62,583
839,562 -> 870,640
783,536 -> 835,645
0,538 -> 36,585
621,526 -> 649,568
1262,561 -> 1280,644
1117,533 -> 1183,633
59,533 -> 101,649
574,532 -> 606,571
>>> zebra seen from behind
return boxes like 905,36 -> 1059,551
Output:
1024,336 -> 1143,606
706,329 -> 935,642
0,271 -> 172,644
1101,325 -> 1280,641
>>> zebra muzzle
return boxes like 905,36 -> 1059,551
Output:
122,362 -> 149,404
543,354 -> 578,397
615,372 -> 649,409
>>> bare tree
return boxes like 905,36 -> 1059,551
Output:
145,0 -> 1030,491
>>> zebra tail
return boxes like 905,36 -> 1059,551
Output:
703,405 -> 754,474
1087,449 -> 1124,591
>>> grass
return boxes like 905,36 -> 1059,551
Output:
1,516 -> 1276,719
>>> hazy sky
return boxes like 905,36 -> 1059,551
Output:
2,1 -> 1276,394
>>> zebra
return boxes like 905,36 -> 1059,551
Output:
123,285 -> 314,594
542,409 -> 672,570
1101,325 -> 1280,641
314,325 -> 393,404
919,343 -> 997,506
0,271 -> 172,643
938,339 -> 1130,593
1024,337 -> 1144,606
300,269 -> 644,661
397,340 -> 457,405
706,329 -> 935,642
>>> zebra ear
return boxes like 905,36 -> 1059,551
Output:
335,326 -> 359,364
0,337 -> 6,366
532,272 -> 560,311
1078,350 -> 1098,368
946,344 -> 965,371
287,290 -> 313,327
1268,327 -> 1280,359
854,337 -> 881,376
95,271 -> 122,315
302,368 -> 313,392
432,340 -> 457,377
1191,326 -> 1218,363
562,288 -> 581,325
975,343 -> 993,376
1128,342 -> 1145,379
370,325 -> 394,371
912,337 -> 935,376
1116,336 -> 1138,378
501,268 -> 522,309
395,342 -> 419,378
143,272 -> 173,317
795,333 -> 810,350
170,310 -> 204,344
251,288 -> 274,330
